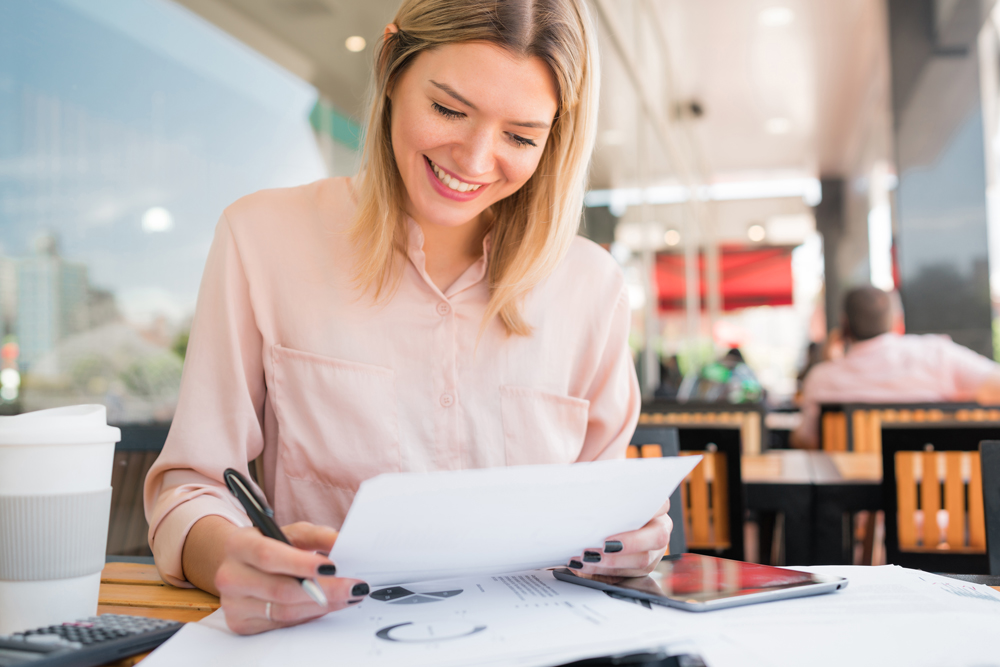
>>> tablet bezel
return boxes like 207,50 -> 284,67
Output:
552,553 -> 848,612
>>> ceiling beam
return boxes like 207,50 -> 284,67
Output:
172,0 -> 317,82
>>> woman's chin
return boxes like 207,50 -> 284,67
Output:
413,201 -> 489,229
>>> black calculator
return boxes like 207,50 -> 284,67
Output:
0,614 -> 182,667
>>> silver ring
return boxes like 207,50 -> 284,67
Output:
265,601 -> 272,622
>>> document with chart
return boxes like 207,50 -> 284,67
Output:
331,456 -> 701,585
139,569 -> 690,667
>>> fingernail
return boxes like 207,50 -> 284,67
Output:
583,551 -> 602,563
604,540 -> 623,553
351,583 -> 370,597
317,564 -> 337,576
568,560 -> 583,569
347,599 -> 362,605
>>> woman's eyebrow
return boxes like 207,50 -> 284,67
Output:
429,80 -> 551,130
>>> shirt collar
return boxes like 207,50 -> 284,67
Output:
404,216 -> 491,298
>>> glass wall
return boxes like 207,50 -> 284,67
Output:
0,0 -> 336,422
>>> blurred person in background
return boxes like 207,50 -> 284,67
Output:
677,347 -> 763,404
654,354 -> 683,399
791,285 -> 1000,449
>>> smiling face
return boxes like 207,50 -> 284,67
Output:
388,41 -> 559,231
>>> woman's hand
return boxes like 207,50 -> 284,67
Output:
214,521 -> 369,635
566,498 -> 672,577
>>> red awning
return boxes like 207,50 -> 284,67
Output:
656,246 -> 795,312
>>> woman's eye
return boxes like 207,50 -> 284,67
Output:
509,133 -> 537,148
433,102 -> 464,119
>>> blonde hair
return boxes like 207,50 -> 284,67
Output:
350,0 -> 600,335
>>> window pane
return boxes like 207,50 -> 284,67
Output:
0,0 -> 330,422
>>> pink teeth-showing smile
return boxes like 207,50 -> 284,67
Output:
424,157 -> 488,202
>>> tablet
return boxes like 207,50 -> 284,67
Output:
553,553 -> 847,612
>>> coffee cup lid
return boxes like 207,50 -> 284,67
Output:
0,405 -> 122,446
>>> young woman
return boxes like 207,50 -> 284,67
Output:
144,0 -> 670,635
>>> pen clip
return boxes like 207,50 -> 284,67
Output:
223,468 -> 275,518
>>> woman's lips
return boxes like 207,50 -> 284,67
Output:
424,156 -> 488,202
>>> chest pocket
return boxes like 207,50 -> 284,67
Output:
500,385 -> 589,466
270,345 -> 400,491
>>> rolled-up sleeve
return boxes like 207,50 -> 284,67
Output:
143,213 -> 263,587
576,285 -> 641,462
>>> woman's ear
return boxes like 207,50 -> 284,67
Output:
383,24 -> 400,99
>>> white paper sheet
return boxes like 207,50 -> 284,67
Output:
330,456 -> 701,585
661,565 -> 1000,667
139,570 -> 681,667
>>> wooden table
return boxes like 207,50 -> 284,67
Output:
97,562 -> 219,666
742,450 -> 882,565
742,450 -> 881,484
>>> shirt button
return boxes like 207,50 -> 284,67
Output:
437,302 -> 451,316
440,393 -> 454,407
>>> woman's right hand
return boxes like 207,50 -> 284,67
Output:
213,521 -> 369,635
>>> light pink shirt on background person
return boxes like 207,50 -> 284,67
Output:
143,177 -> 641,587
795,332 -> 1000,447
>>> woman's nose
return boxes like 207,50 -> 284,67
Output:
454,127 -> 496,179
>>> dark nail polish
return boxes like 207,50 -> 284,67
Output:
351,583 -> 370,597
347,599 -> 362,605
583,551 -> 601,563
317,564 -> 337,576
568,560 -> 583,569
604,540 -> 623,553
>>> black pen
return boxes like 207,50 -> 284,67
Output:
223,468 -> 329,607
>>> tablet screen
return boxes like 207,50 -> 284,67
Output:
576,553 -> 830,604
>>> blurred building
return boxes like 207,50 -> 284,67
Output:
0,256 -> 16,339
8,234 -> 120,371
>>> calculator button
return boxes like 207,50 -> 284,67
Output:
25,635 -> 63,644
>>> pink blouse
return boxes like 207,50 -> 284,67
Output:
143,177 -> 640,587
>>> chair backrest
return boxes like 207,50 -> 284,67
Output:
639,403 -> 763,454
107,424 -> 170,558
676,427 -> 744,561
819,404 -> 849,452
981,441 -> 1000,576
881,425 -> 997,574
630,425 -> 685,556
819,403 -> 997,453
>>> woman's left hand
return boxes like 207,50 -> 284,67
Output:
566,498 -> 672,577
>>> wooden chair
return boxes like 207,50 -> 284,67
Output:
676,427 -> 744,560
881,425 -> 998,573
638,402 -> 764,454
106,424 -> 170,557
981,441 -> 1000,576
630,425 -> 686,556
819,402 -> 995,453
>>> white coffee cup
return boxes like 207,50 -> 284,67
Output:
0,405 -> 121,634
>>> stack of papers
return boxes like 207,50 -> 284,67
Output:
144,458 -> 699,667
140,458 -> 1000,666
140,569 -> 683,667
